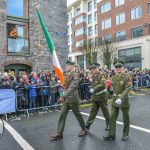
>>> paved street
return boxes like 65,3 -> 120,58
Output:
1,94 -> 150,150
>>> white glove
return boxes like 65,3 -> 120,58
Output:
89,88 -> 94,94
115,98 -> 122,105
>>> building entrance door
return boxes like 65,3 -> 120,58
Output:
4,64 -> 32,74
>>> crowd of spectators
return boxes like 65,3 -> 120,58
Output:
0,66 -> 150,113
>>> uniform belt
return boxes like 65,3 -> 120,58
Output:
113,94 -> 121,97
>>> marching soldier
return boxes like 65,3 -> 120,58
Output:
51,61 -> 87,140
85,64 -> 110,131
103,60 -> 132,141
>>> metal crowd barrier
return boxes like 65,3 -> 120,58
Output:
132,76 -> 150,89
15,86 -> 61,117
15,83 -> 92,117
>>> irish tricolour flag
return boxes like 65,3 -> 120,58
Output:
36,8 -> 64,85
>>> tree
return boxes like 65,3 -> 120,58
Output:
79,36 -> 118,69
99,38 -> 118,69
79,38 -> 98,68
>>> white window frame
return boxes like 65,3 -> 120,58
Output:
131,6 -> 142,20
101,18 -> 111,30
115,0 -> 125,7
100,2 -> 111,14
116,12 -> 125,25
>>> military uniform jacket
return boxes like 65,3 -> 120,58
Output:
112,72 -> 131,108
91,72 -> 108,102
63,70 -> 80,103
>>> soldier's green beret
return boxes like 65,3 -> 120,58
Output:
89,65 -> 98,70
66,60 -> 75,66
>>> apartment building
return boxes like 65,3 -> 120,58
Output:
68,0 -> 150,69
0,0 -> 67,73
67,0 -> 99,68
97,0 -> 150,69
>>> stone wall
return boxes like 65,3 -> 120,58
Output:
0,0 -> 68,72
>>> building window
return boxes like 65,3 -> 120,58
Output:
116,13 -> 125,25
115,0 -> 124,7
7,0 -> 27,17
95,24 -> 98,34
116,31 -> 126,41
75,28 -> 86,36
102,35 -> 112,41
7,0 -> 29,54
88,26 -> 93,36
102,18 -> 111,30
88,1 -> 92,12
118,47 -> 141,68
88,14 -> 92,24
148,3 -> 150,14
132,26 -> 143,38
75,41 -> 83,48
131,6 -> 142,20
75,16 -> 86,25
94,12 -> 97,22
74,8 -> 80,16
94,0 -> 97,9
101,2 -> 111,14
7,23 -> 29,53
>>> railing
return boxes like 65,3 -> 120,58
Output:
132,76 -> 150,89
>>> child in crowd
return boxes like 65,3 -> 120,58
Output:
28,81 -> 37,113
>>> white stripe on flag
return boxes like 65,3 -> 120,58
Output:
52,49 -> 62,70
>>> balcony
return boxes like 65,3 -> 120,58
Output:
7,37 -> 29,54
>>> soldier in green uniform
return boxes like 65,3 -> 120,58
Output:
51,61 -> 87,140
85,64 -> 110,131
103,60 -> 132,141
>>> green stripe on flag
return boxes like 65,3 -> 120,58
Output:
37,9 -> 55,55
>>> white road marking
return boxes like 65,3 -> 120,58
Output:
81,112 -> 150,134
4,121 -> 34,150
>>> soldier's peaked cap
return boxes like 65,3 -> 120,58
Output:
92,63 -> 100,67
89,65 -> 98,70
66,60 -> 75,66
113,59 -> 124,68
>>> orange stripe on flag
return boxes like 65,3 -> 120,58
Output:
54,65 -> 64,85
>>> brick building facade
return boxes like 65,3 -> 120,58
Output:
68,0 -> 150,69
97,0 -> 150,68
0,0 -> 67,73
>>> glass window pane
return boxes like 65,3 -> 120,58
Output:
101,2 -> 111,13
148,3 -> 150,14
7,0 -> 24,17
17,26 -> 24,37
118,47 -> 141,68
131,9 -> 135,20
116,15 -> 119,24
88,1 -> 92,12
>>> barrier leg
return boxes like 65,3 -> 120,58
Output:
5,114 -> 8,121
27,110 -> 30,118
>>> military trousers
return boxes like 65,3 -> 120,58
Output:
109,107 -> 130,136
86,101 -> 110,128
57,102 -> 86,134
